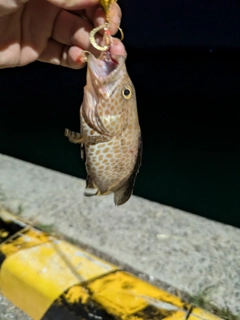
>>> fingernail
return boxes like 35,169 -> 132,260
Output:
77,52 -> 88,64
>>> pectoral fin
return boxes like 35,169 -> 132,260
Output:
86,135 -> 110,144
65,129 -> 83,144
114,136 -> 143,206
65,128 -> 110,145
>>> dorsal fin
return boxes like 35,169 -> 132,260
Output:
114,135 -> 142,206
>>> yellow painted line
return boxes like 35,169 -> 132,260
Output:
0,210 -> 118,319
189,307 -> 222,320
86,271 -> 221,320
163,309 -> 221,320
88,271 -> 184,316
0,209 -> 222,320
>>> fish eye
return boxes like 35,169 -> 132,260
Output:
122,85 -> 132,100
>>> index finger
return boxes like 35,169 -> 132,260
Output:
47,0 -> 99,10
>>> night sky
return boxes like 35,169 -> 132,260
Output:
1,0 -> 240,227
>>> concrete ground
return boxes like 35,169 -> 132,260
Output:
0,295 -> 31,320
0,153 -> 240,318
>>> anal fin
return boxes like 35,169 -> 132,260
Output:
84,175 -> 98,197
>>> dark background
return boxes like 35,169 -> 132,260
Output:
1,0 -> 240,228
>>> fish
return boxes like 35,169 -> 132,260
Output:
65,48 -> 142,206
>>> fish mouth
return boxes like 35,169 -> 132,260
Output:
88,51 -> 125,82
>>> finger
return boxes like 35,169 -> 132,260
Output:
83,4 -> 102,22
47,0 -> 98,10
38,38 -> 86,69
85,2 -> 122,35
52,10 -> 101,56
111,38 -> 126,57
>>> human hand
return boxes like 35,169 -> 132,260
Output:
0,0 -> 125,69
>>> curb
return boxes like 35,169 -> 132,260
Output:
0,209 -> 221,320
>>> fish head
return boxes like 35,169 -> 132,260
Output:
86,51 -> 136,102
82,50 -> 138,137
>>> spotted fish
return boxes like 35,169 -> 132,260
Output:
65,49 -> 142,205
